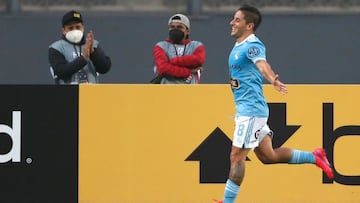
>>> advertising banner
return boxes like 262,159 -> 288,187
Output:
0,85 -> 78,203
1,85 -> 358,203
79,85 -> 360,203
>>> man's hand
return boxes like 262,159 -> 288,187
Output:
83,30 -> 94,59
87,30 -> 95,54
273,79 -> 288,94
191,66 -> 203,73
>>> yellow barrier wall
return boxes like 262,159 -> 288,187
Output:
79,85 -> 360,203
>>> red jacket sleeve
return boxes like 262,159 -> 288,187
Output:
169,44 -> 206,68
153,45 -> 192,77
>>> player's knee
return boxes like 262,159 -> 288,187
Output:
230,151 -> 246,163
230,153 -> 239,163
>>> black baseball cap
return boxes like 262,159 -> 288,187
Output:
62,10 -> 83,27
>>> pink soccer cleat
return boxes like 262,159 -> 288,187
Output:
313,148 -> 334,179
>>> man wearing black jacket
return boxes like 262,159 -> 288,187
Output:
48,10 -> 111,84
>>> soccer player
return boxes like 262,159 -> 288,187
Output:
215,5 -> 333,203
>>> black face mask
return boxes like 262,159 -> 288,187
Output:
169,29 -> 184,44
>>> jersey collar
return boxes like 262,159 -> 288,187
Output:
235,34 -> 256,46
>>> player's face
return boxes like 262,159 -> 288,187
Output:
230,10 -> 250,39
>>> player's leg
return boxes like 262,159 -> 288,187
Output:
219,117 -> 266,203
229,147 -> 250,185
254,124 -> 333,178
254,135 -> 292,164
220,146 -> 250,203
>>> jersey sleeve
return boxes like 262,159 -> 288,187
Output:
246,41 -> 266,64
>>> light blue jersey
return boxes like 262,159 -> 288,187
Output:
228,34 -> 268,117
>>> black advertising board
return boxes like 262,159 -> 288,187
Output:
0,85 -> 78,203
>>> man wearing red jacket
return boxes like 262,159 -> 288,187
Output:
152,13 -> 206,84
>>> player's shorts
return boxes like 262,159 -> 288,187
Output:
232,116 -> 273,149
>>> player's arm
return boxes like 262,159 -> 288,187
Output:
255,59 -> 288,94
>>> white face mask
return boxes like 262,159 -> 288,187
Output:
65,30 -> 83,43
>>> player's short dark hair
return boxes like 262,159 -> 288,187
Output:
238,4 -> 262,31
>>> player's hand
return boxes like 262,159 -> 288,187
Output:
273,80 -> 288,94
